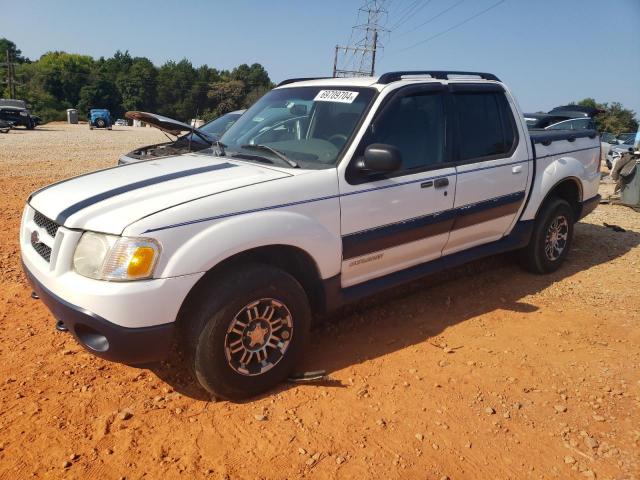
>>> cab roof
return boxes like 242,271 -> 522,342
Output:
275,71 -> 502,91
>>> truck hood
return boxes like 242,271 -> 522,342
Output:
125,111 -> 207,138
29,155 -> 292,234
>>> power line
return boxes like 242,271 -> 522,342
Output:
395,0 -> 465,38
394,0 -> 506,53
389,0 -> 433,32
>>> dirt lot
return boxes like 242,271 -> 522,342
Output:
0,123 -> 639,480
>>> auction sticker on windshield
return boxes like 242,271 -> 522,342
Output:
314,90 -> 359,104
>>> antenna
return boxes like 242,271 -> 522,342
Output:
333,0 -> 388,77
188,106 -> 198,153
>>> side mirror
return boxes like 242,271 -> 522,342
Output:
357,143 -> 402,174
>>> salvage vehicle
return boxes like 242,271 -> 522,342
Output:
21,71 -> 601,400
525,105 -> 600,130
606,135 -> 636,170
118,110 -> 245,165
88,109 -> 112,130
0,99 -> 36,129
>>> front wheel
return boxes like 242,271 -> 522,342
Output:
519,198 -> 575,274
184,264 -> 311,400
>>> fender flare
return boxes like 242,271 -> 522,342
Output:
521,155 -> 587,221
156,210 -> 342,279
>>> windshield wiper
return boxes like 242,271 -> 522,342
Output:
240,144 -> 299,168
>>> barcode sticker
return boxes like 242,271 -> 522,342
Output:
314,90 -> 360,104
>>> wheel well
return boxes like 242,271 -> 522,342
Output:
176,245 -> 326,328
540,178 -> 582,219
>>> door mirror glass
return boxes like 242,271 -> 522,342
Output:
358,143 -> 402,173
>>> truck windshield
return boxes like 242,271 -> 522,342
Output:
219,86 -> 376,168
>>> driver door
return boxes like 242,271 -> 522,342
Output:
339,84 -> 456,287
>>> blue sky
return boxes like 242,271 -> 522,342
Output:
1,0 -> 639,115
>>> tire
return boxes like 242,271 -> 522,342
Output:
26,119 -> 35,130
184,264 -> 311,400
520,198 -> 575,274
96,118 -> 106,128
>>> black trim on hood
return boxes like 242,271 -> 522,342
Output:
55,163 -> 236,225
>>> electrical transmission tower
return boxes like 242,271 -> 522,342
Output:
333,0 -> 388,77
1,50 -> 18,98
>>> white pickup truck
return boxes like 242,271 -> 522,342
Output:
20,71 -> 601,399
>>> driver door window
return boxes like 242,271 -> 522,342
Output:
361,91 -> 447,174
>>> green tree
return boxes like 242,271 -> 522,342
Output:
206,80 -> 246,118
0,38 -> 29,97
36,51 -> 94,106
116,57 -> 157,112
77,78 -> 122,117
576,98 -> 638,134
0,38 -> 28,63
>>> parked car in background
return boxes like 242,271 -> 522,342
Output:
21,71 -> 601,399
118,109 -> 245,164
525,113 -> 574,129
600,132 -> 619,162
544,117 -> 595,130
0,99 -> 37,129
525,105 -> 600,131
615,133 -> 636,144
606,135 -> 636,170
88,109 -> 112,130
114,119 -> 127,126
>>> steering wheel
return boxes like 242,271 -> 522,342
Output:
328,134 -> 348,148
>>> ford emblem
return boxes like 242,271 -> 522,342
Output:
31,230 -> 40,244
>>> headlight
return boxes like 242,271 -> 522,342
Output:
73,232 -> 161,281
19,111 -> 28,117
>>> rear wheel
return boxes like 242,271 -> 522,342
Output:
520,198 -> 574,274
184,264 -> 311,400
96,118 -> 106,128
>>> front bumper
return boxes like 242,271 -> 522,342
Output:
23,260 -> 175,364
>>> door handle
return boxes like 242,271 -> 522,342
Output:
421,181 -> 433,188
434,178 -> 449,188
512,165 -> 522,174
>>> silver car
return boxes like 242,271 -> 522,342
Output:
118,110 -> 245,165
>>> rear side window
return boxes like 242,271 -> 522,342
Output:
454,92 -> 516,161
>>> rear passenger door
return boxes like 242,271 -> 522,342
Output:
443,84 -> 530,255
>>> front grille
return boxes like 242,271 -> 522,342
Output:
33,211 -> 60,238
31,237 -> 52,262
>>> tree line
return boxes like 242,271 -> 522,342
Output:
0,38 -> 273,123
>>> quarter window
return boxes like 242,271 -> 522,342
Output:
454,92 -> 516,161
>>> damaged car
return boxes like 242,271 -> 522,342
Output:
118,110 -> 245,165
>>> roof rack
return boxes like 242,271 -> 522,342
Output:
276,77 -> 331,87
377,71 -> 500,84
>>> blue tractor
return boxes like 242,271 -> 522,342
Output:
88,109 -> 112,130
